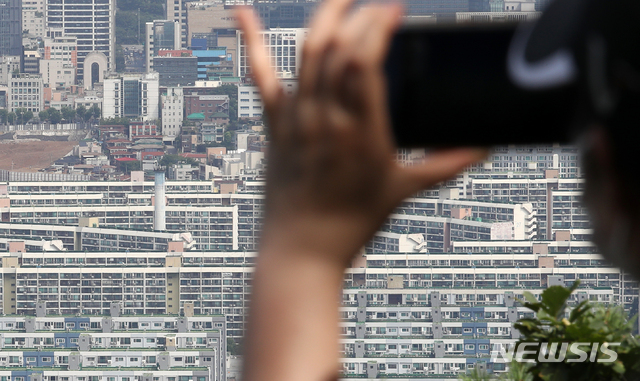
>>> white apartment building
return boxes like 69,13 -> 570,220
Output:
22,0 -> 45,37
237,85 -> 262,119
103,72 -> 160,121
0,55 -> 20,86
39,60 -> 75,88
45,0 -> 116,81
7,73 -> 43,112
161,86 -> 184,140
0,314 -> 226,381
237,28 -> 307,78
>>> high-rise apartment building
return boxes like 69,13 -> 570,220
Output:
145,20 -> 182,72
103,72 -> 160,121
22,0 -> 45,37
161,87 -> 184,140
45,0 -> 115,83
0,0 -> 22,57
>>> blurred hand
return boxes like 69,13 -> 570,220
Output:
237,0 -> 487,268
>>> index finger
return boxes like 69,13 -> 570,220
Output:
235,7 -> 281,111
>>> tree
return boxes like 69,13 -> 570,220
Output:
0,109 -> 8,124
159,154 -> 198,167
512,279 -> 640,381
90,104 -> 101,120
76,105 -> 87,121
49,108 -> 62,124
24,110 -> 33,124
100,116 -> 130,127
14,108 -> 29,124
120,160 -> 141,174
61,106 -> 76,122
227,337 -> 243,356
7,112 -> 16,124
39,109 -> 49,122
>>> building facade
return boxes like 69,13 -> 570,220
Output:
145,20 -> 182,72
7,73 -> 44,113
161,86 -> 184,140
0,0 -> 22,58
45,0 -> 116,82
237,28 -> 307,78
103,72 -> 160,121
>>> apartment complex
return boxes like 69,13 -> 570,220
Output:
0,314 -> 227,381
0,245 -> 634,377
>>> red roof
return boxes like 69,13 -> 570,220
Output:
115,157 -> 138,162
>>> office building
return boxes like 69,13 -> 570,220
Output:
154,51 -> 198,86
145,20 -> 182,72
0,0 -> 22,57
193,49 -> 231,80
45,0 -> 116,82
254,0 -> 318,28
7,73 -> 43,113
237,28 -> 307,78
166,0 -> 188,48
103,72 -> 160,121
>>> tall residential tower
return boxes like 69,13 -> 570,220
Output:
45,0 -> 115,83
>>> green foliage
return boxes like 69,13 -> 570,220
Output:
120,160 -> 141,174
49,108 -> 62,124
0,109 -> 7,124
514,279 -> 640,381
14,108 -> 33,124
7,112 -> 16,124
461,367 -> 493,381
89,104 -> 102,120
227,337 -> 243,356
61,106 -> 76,122
101,117 -> 130,127
114,0 -> 164,71
159,154 -> 198,167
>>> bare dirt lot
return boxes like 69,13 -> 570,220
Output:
0,141 -> 77,172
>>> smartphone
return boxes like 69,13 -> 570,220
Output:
384,21 -> 583,147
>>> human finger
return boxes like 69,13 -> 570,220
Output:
321,7 -> 378,105
236,7 -> 281,111
298,0 -> 357,98
395,148 -> 489,196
